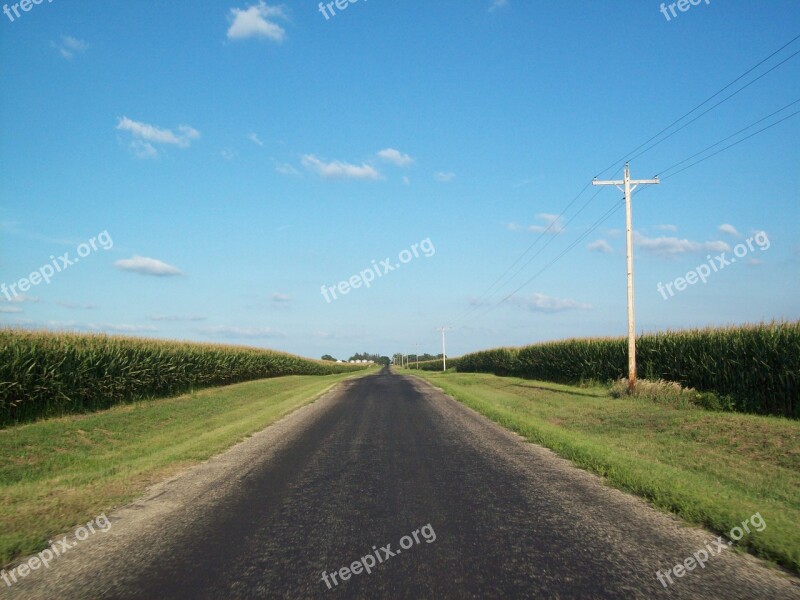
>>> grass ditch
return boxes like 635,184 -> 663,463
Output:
0,371 -> 367,566
408,370 -> 800,575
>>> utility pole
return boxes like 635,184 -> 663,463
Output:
437,327 -> 449,371
415,343 -> 419,370
592,163 -> 659,392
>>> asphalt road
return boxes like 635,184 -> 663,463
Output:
6,368 -> 800,599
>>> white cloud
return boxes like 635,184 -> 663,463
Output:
402,176 -> 410,186
654,224 -> 678,232
587,239 -> 613,254
0,294 -> 36,313
509,213 -> 565,235
271,293 -> 292,303
275,162 -> 300,176
0,294 -> 39,304
633,232 -> 730,258
148,315 -> 207,322
302,155 -> 381,180
87,323 -> 158,333
130,140 -> 158,159
435,172 -> 456,183
377,148 -> 414,167
489,0 -> 508,12
227,2 -> 287,42
55,301 -> 98,310
512,293 -> 592,313
221,148 -> 237,161
117,117 -> 200,158
718,223 -> 741,237
200,325 -> 284,339
51,35 -> 88,59
248,133 -> 264,146
114,256 -> 184,277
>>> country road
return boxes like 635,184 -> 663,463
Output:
5,368 -> 799,599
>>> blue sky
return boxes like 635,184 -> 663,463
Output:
1,0 -> 798,360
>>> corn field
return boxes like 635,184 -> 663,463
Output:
406,358 -> 461,371
0,329 -> 367,427
456,321 -> 799,418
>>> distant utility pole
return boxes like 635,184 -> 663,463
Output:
593,163 -> 659,392
437,327 -> 449,371
415,343 -> 419,370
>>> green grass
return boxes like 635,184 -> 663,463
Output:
0,371 -> 366,566
409,370 -> 800,574
454,321 -> 800,417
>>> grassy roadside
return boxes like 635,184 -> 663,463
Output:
0,371 -> 370,566
406,370 -> 800,574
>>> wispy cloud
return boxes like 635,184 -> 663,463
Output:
302,155 -> 381,180
227,2 -> 288,42
488,0 -> 508,12
55,301 -> 98,310
0,294 -> 39,304
200,325 -> 285,339
0,295 -> 37,312
114,256 -> 184,277
508,213 -> 564,235
51,35 -> 88,59
117,117 -> 200,158
587,239 -> 613,254
248,132 -> 264,146
377,148 -> 414,167
271,293 -> 292,303
275,162 -> 300,176
634,232 -> 730,258
148,314 -> 207,322
512,293 -> 592,313
654,224 -> 678,232
718,223 -> 741,237
434,172 -> 455,183
87,323 -> 159,333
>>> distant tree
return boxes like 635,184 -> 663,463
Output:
379,356 -> 391,366
348,352 -> 383,363
321,354 -> 337,362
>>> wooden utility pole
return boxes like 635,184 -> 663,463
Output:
437,327 -> 449,371
593,163 -> 659,391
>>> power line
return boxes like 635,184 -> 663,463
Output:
447,185 -> 607,328
656,97 -> 800,177
458,94 -> 800,324
444,34 -> 800,333
445,181 -> 593,327
625,47 -> 800,164
466,198 -> 625,323
594,32 -> 800,178
659,107 -> 800,180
